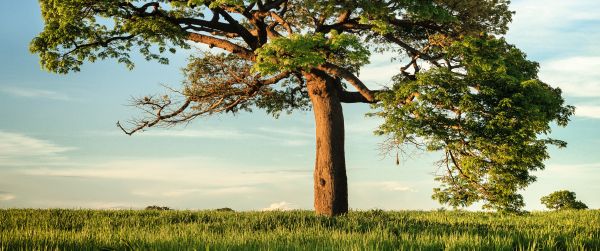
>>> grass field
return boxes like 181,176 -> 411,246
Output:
1,209 -> 598,250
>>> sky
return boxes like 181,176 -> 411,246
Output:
0,0 -> 599,211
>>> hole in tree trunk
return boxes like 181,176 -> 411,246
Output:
320,178 -> 326,186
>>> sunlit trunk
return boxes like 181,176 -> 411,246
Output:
305,72 -> 348,216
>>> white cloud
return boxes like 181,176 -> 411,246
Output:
0,192 -> 15,201
262,201 -> 295,211
91,126 -> 314,146
83,202 -> 140,210
509,0 -> 600,52
257,127 -> 313,146
142,128 -> 251,139
360,63 -> 400,88
147,124 -> 316,147
131,188 -> 202,198
507,1 -> 600,98
346,116 -> 382,135
358,181 -> 417,192
257,127 -> 312,138
131,186 -> 258,198
545,162 -> 600,173
281,139 -> 311,147
511,0 -> 600,25
539,57 -> 600,97
0,86 -> 71,101
0,131 -> 74,165
379,181 -> 417,192
574,105 -> 600,119
21,157 -> 308,187
205,186 -> 259,196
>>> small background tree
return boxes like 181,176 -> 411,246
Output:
541,190 -> 588,210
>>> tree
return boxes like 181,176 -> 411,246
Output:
541,190 -> 588,210
31,0 -> 573,216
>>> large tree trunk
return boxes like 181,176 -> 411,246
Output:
305,72 -> 348,216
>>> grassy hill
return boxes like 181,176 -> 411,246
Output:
1,209 -> 598,250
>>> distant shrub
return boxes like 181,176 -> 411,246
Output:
145,205 -> 171,211
215,208 -> 235,212
541,190 -> 588,210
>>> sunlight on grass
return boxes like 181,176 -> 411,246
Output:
1,209 -> 598,250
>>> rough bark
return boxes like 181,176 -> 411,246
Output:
305,71 -> 348,216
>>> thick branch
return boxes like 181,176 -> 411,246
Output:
215,8 -> 259,48
388,19 -> 444,33
187,33 -> 255,60
269,11 -> 293,35
176,17 -> 240,34
317,18 -> 372,33
318,63 -> 376,102
124,2 -> 259,49
339,90 -> 384,103
336,10 -> 351,23
262,71 -> 292,85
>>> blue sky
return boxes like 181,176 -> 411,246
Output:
0,0 -> 599,211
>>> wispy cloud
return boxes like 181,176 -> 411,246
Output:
131,186 -> 259,198
256,127 -> 313,146
87,202 -> 139,210
346,116 -> 382,136
507,1 -> 600,98
90,126 -> 314,146
545,162 -> 600,173
262,201 -> 295,211
0,86 -> 71,101
357,181 -> 417,192
0,192 -> 15,201
539,57 -> 600,97
257,127 -> 312,138
360,63 -> 399,88
156,126 -> 317,147
142,128 -> 251,139
17,157 -> 309,209
205,186 -> 259,196
243,168 -> 312,174
574,105 -> 600,119
379,181 -> 417,192
0,131 -> 75,166
279,139 -> 310,147
21,157 -> 308,187
508,0 -> 600,56
511,0 -> 600,27
131,188 -> 203,198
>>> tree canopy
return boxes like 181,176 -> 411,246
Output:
32,0 -> 573,213
541,190 -> 588,210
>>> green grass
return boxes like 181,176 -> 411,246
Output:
1,209 -> 598,250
